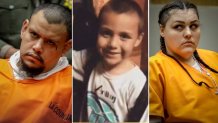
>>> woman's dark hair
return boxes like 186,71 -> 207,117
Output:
158,0 -> 218,88
98,0 -> 144,34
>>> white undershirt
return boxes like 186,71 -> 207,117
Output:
192,61 -> 202,73
9,51 -> 69,80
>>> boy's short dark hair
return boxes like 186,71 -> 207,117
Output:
98,0 -> 144,34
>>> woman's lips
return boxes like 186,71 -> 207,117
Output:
182,41 -> 195,46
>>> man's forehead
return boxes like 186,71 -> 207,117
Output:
31,10 -> 44,19
28,22 -> 67,42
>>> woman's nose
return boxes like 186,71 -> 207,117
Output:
184,27 -> 192,39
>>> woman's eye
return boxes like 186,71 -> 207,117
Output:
190,24 -> 199,30
173,25 -> 184,31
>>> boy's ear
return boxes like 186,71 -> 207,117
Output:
62,39 -> 72,54
134,32 -> 144,47
20,19 -> 29,38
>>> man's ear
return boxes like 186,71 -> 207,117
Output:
20,19 -> 29,38
134,32 -> 144,47
62,39 -> 72,54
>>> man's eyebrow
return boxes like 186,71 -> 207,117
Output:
29,27 -> 38,34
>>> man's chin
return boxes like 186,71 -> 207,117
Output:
24,61 -> 43,69
19,59 -> 45,77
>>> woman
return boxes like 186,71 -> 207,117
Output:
149,0 -> 218,122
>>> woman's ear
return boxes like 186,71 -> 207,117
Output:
62,39 -> 72,54
134,32 -> 144,47
160,24 -> 165,37
20,19 -> 29,38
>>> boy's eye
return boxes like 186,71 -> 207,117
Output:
120,33 -> 131,41
99,29 -> 112,38
101,31 -> 111,38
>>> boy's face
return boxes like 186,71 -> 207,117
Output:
97,11 -> 142,68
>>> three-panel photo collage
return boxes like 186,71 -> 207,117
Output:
0,0 -> 218,122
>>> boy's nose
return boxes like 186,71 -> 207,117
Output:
108,36 -> 118,48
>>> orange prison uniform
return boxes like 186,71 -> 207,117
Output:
149,49 -> 218,122
0,59 -> 72,123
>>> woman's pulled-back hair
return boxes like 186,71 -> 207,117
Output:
158,0 -> 199,26
158,0 -> 199,54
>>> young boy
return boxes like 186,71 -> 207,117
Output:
73,0 -> 147,122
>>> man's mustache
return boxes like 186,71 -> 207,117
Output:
25,52 -> 44,64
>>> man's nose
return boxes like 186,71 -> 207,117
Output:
32,39 -> 43,54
